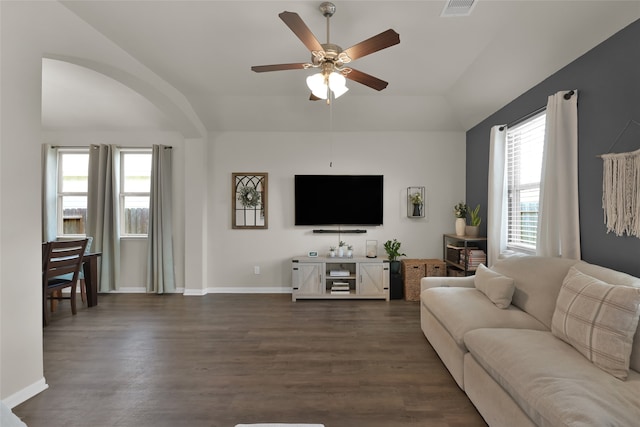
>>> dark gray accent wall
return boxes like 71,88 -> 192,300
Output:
466,19 -> 640,277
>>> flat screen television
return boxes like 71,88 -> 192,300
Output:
294,175 -> 384,226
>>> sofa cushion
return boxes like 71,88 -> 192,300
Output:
464,328 -> 640,427
573,261 -> 640,373
474,264 -> 515,309
421,287 -> 546,351
491,256 -> 579,329
551,266 -> 640,380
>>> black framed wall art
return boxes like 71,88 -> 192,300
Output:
232,172 -> 268,229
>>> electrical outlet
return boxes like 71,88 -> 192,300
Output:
254,266 -> 260,275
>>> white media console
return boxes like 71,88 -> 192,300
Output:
291,256 -> 390,301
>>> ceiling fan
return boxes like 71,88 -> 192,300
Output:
251,2 -> 400,102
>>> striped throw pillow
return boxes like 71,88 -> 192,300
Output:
552,266 -> 640,380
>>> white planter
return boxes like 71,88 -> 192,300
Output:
455,218 -> 466,236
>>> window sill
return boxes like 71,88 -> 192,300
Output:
121,235 -> 148,241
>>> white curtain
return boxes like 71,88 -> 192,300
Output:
87,144 -> 121,291
487,126 -> 508,266
41,144 -> 58,242
146,145 -> 175,294
536,90 -> 580,259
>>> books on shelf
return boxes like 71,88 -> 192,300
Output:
330,281 -> 351,294
329,270 -> 350,277
460,249 -> 486,270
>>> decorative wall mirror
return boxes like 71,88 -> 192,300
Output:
232,172 -> 268,229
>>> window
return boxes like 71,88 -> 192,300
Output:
120,150 -> 152,236
57,149 -> 89,236
506,111 -> 546,252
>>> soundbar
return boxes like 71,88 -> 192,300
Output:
312,229 -> 367,234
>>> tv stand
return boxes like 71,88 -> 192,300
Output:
312,229 -> 367,234
291,256 -> 389,301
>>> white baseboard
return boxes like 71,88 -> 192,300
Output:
95,287 -> 291,296
109,286 -> 185,294
2,377 -> 48,409
207,286 -> 291,294
183,288 -> 207,296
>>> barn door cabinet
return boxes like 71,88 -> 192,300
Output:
291,256 -> 389,301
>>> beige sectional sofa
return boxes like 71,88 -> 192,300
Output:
420,255 -> 640,427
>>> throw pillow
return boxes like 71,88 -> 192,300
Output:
474,263 -> 515,309
551,266 -> 640,380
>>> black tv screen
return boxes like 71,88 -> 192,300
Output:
294,175 -> 384,226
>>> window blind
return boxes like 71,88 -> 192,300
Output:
506,111 -> 546,251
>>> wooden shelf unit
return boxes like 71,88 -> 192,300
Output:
443,234 -> 487,276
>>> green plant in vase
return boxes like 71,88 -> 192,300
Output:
409,192 -> 423,216
466,204 -> 481,237
384,239 -> 406,274
454,202 -> 468,236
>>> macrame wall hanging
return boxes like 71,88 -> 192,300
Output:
600,119 -> 640,238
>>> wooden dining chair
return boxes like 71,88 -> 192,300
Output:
42,238 -> 88,326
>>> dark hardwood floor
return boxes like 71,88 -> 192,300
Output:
15,294 -> 486,427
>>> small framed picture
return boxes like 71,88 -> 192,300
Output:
308,251 -> 319,257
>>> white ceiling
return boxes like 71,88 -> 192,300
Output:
43,0 -> 640,133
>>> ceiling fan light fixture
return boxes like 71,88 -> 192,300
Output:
306,71 -> 348,100
329,72 -> 348,98
306,73 -> 328,99
252,4 -> 398,100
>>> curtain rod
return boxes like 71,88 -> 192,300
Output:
499,90 -> 575,131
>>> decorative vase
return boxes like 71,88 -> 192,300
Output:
329,250 -> 336,258
347,249 -> 353,258
412,203 -> 422,217
390,260 -> 401,274
466,225 -> 479,237
338,246 -> 345,257
455,218 -> 466,236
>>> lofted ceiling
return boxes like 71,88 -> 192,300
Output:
43,0 -> 640,133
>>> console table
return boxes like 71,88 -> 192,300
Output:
291,256 -> 389,301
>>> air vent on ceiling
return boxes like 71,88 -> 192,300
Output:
441,0 -> 477,17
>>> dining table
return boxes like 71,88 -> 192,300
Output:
82,252 -> 102,307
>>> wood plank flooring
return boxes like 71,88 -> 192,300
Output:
14,294 -> 486,427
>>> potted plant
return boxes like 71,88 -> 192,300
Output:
454,202 -> 468,236
329,246 -> 336,258
466,204 -> 481,237
347,244 -> 353,258
409,191 -> 423,217
384,239 -> 406,274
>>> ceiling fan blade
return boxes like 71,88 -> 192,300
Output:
309,93 -> 321,101
251,63 -> 307,73
345,68 -> 389,91
343,29 -> 400,61
279,11 -> 324,52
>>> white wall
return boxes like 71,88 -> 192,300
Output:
207,131 -> 466,291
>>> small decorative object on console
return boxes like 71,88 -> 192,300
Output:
366,240 -> 378,258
